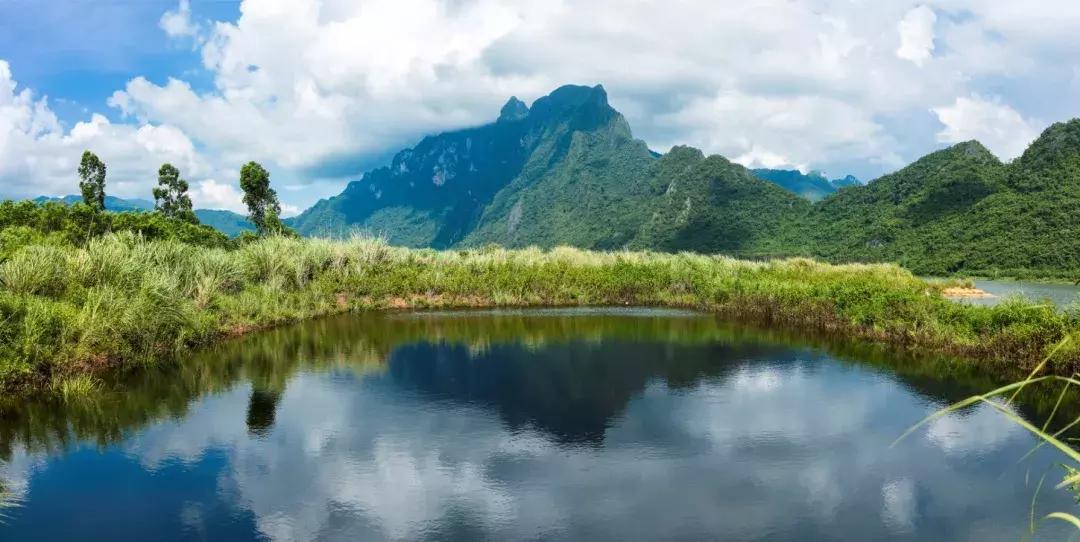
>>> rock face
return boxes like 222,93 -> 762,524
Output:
291,84 -> 655,248
290,84 -> 626,247
290,83 -> 803,253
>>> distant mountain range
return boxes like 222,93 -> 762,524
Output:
33,195 -> 254,237
288,83 -> 1080,276
26,83 -> 1080,276
750,169 -> 860,201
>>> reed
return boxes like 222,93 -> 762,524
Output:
1,232 -> 1079,393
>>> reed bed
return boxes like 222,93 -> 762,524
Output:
0,232 -> 1078,393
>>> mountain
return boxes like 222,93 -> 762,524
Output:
290,91 -> 562,245
292,84 -> 803,253
193,209 -> 256,237
292,85 -> 656,247
803,140 -> 1007,273
633,148 -> 811,254
830,175 -> 861,189
32,195 -> 254,237
34,194 -> 155,212
460,86 -> 659,249
751,169 -> 860,201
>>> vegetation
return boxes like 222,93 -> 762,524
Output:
239,161 -> 291,236
152,163 -> 197,224
1,232 -> 1079,394
0,200 -> 231,259
34,195 -> 255,237
77,151 -> 107,212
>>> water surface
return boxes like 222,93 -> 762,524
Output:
967,279 -> 1080,308
0,309 -> 1076,540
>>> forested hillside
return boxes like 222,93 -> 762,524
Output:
799,121 -> 1080,277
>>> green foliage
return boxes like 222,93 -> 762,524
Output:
239,161 -> 294,237
152,163 -> 197,224
0,200 -> 231,259
632,147 -> 811,254
2,232 -> 1080,393
795,122 -> 1080,278
77,151 -> 107,212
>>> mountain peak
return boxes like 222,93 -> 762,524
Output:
1019,119 -> 1080,161
948,140 -> 997,161
528,84 -> 611,120
498,96 -> 529,123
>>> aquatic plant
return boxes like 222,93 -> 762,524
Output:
1,232 -> 1079,394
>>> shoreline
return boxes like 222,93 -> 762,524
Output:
2,234 -> 1078,397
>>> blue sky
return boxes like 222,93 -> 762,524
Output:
0,0 -> 235,122
2,1 -> 1079,214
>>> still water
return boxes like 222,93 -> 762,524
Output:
0,309 -> 1077,541
969,280 -> 1080,308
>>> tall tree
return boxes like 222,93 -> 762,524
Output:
239,161 -> 291,235
78,151 -> 107,211
153,163 -> 198,223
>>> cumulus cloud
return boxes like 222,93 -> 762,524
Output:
896,6 -> 936,66
159,0 -> 200,40
657,90 -> 902,172
188,179 -> 246,212
0,60 -> 212,201
932,94 -> 1041,160
7,0 -> 1080,206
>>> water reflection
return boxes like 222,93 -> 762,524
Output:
0,309 -> 1076,540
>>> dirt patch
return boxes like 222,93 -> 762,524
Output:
942,287 -> 996,299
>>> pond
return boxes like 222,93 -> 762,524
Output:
0,308 -> 1076,541
965,279 -> 1080,308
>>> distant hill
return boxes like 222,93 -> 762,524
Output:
632,148 -> 810,254
193,209 -> 255,237
34,194 -> 155,212
32,195 -> 254,237
793,121 -> 1080,276
751,169 -> 860,201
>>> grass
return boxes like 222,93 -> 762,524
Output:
895,341 -> 1080,537
2,231 -> 1080,394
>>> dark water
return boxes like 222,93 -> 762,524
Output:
0,308 -> 1077,541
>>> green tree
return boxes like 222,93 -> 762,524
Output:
78,151 -> 107,211
152,163 -> 198,224
239,161 -> 292,236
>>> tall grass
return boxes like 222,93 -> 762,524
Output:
1,232 -> 1079,392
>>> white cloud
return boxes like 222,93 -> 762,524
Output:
932,94 -> 1041,160
189,179 -> 246,212
159,0 -> 199,40
0,60 -> 215,201
896,6 -> 936,67
657,90 -> 902,172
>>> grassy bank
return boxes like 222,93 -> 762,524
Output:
1,232 -> 1078,393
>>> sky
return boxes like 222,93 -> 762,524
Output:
2,0 -> 1080,215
